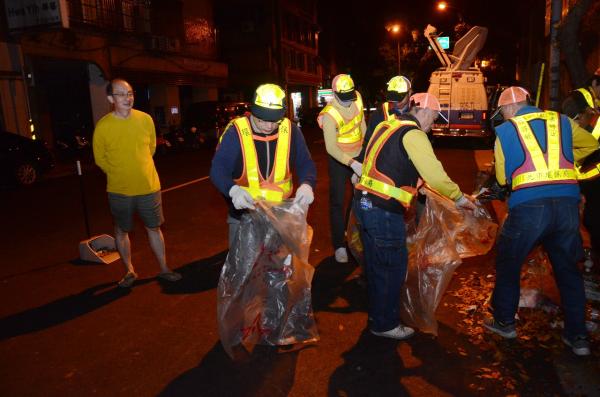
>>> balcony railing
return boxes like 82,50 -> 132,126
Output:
67,0 -> 151,34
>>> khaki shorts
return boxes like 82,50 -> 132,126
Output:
108,191 -> 164,232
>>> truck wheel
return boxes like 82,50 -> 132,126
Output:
15,161 -> 38,186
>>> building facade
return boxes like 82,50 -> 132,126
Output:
216,0 -> 321,121
0,0 -> 227,146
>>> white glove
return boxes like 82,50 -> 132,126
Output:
229,185 -> 255,210
351,173 -> 359,185
350,160 -> 363,176
293,184 -> 314,206
455,194 -> 477,211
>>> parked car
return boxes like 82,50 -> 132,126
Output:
182,101 -> 251,145
0,131 -> 55,186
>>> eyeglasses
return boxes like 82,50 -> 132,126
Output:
112,91 -> 134,98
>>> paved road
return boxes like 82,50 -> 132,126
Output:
0,128 -> 598,396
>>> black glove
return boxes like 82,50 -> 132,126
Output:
476,180 -> 509,202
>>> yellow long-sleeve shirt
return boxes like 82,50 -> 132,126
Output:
402,129 -> 463,200
93,109 -> 161,195
321,95 -> 367,165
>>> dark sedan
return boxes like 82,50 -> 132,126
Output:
0,131 -> 55,186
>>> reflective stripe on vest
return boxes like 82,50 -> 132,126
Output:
593,118 -> 600,140
382,102 -> 392,121
318,92 -> 364,144
575,162 -> 600,181
575,118 -> 600,180
233,117 -> 292,202
356,119 -> 418,207
510,111 -> 576,190
577,88 -> 594,108
576,87 -> 600,109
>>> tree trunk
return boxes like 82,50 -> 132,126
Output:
549,0 -> 562,110
559,0 -> 593,88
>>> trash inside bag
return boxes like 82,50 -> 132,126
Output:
473,169 -> 508,202
400,187 -> 498,335
217,200 -> 319,360
346,209 -> 364,267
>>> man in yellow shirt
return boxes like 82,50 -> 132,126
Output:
93,79 -> 181,288
354,93 -> 476,340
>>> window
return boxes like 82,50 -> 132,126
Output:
296,53 -> 305,71
290,50 -> 297,69
81,0 -> 98,24
122,0 -> 134,31
308,57 -> 317,74
69,0 -> 150,32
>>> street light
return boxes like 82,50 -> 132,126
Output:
435,1 -> 464,23
386,23 -> 403,75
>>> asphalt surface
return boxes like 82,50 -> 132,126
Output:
1,127 -> 599,396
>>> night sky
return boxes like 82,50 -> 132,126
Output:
317,0 -> 524,98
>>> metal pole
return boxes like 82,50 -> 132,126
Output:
77,160 -> 91,238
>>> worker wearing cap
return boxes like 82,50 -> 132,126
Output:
484,86 -> 598,356
562,69 -> 600,272
353,93 -> 476,340
356,75 -> 413,176
317,74 -> 367,263
210,84 -> 317,246
571,67 -> 600,111
369,76 -> 412,130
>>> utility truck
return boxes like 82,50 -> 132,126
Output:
424,24 -> 491,140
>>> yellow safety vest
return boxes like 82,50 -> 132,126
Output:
575,162 -> 600,181
575,118 -> 600,181
317,92 -> 364,149
231,117 -> 292,202
510,111 -> 577,190
356,119 -> 419,207
382,102 -> 396,121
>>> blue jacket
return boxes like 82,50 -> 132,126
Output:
495,105 -> 579,208
210,117 -> 317,217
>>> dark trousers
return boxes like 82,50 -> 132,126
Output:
353,198 -> 407,332
491,197 -> 587,339
328,156 -> 353,249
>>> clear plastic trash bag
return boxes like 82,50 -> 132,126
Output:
400,187 -> 498,335
217,200 -> 318,359
346,209 -> 364,267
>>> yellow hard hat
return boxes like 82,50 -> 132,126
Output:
332,74 -> 357,101
386,76 -> 411,102
251,84 -> 286,121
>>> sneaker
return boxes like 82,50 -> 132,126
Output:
483,317 -> 517,339
562,335 -> 591,356
118,271 -> 138,288
371,325 -> 415,340
335,247 -> 349,263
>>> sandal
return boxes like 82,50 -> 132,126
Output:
118,272 -> 138,288
157,271 -> 182,282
